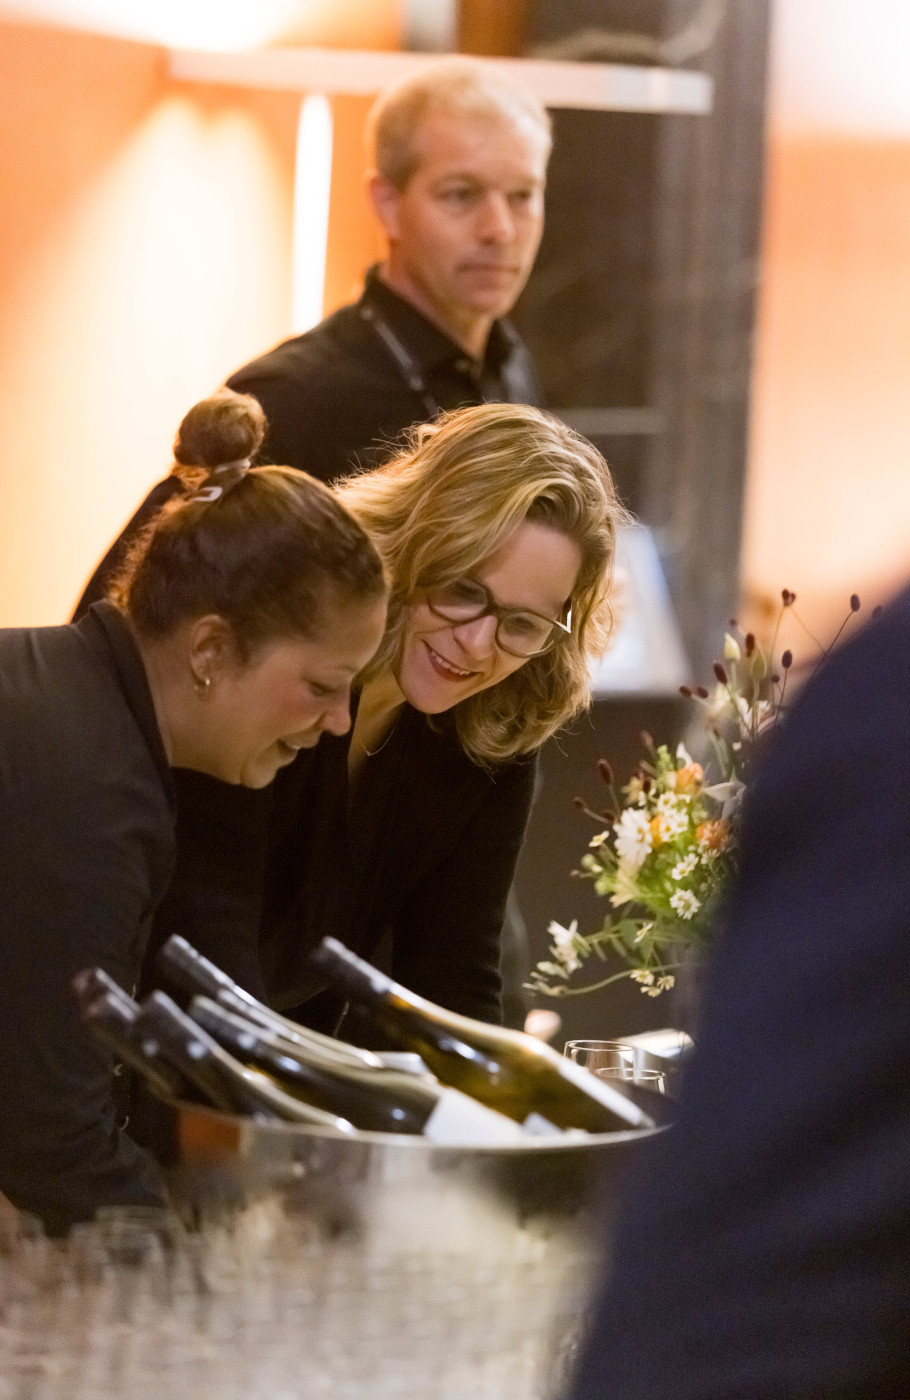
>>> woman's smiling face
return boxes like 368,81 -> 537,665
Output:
395,520 -> 581,715
185,595 -> 387,787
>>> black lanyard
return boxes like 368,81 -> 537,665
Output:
358,302 -> 442,419
358,299 -> 527,415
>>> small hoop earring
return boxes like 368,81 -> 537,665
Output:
194,674 -> 211,698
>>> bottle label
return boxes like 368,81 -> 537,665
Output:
557,1055 -> 650,1127
423,1089 -> 525,1146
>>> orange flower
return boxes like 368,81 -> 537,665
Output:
649,816 -> 664,846
671,762 -> 704,795
697,819 -> 732,852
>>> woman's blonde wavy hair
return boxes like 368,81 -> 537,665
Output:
336,402 -> 629,766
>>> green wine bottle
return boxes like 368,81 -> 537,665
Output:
155,934 -> 381,1069
189,996 -> 524,1144
76,984 -> 188,1103
134,991 -> 356,1133
308,939 -> 654,1134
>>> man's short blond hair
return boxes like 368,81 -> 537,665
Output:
368,57 -> 552,190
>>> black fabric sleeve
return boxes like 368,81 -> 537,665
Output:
225,371 -> 339,480
569,596 -> 910,1400
141,771 -> 274,1002
386,754 -> 538,1025
0,757 -> 169,1233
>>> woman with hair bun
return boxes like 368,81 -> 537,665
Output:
167,401 -> 627,1036
0,389 -> 387,1232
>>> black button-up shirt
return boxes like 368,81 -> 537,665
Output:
226,265 -> 542,481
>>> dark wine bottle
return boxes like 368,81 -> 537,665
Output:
77,986 -> 188,1103
308,939 -> 655,1134
134,991 -> 356,1133
189,996 -> 524,1144
155,934 -> 381,1070
72,964 -> 140,1016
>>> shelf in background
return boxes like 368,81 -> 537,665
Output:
168,47 -> 713,115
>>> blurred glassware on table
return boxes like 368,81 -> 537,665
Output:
563,1039 -> 636,1074
594,1066 -> 667,1094
565,1030 -> 693,1099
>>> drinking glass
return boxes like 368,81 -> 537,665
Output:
594,1066 -> 667,1094
564,1040 -> 667,1094
563,1040 -> 636,1077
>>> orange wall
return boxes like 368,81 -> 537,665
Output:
742,9 -> 910,642
0,15 -> 395,627
323,94 -> 386,315
0,23 -> 299,624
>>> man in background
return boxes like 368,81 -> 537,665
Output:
568,586 -> 910,1399
227,55 -> 551,478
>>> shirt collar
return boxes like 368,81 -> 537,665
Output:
359,265 -> 516,378
76,601 -> 175,809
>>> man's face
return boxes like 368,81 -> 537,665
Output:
372,106 -> 549,350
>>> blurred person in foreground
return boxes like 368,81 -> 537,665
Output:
0,391 -> 386,1233
569,585 -> 910,1399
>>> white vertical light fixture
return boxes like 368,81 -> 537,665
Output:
292,92 -> 333,333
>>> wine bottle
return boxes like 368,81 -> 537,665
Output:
155,934 -> 382,1070
189,996 -> 525,1144
72,964 -> 140,1014
308,939 -> 654,1134
134,991 -> 356,1133
77,986 -> 188,1103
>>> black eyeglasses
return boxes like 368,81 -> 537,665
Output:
424,578 -> 572,658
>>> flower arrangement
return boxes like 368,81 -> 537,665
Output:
528,591 -> 865,1000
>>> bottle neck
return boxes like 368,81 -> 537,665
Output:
81,993 -> 185,1102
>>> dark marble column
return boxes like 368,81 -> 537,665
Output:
642,0 -> 773,679
503,0 -> 772,678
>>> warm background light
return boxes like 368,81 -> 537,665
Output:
0,11 -> 393,626
293,94 -> 333,333
742,0 -> 910,640
0,0 -> 402,51
1,0 -> 907,640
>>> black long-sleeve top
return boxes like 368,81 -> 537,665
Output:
144,706 -> 538,1034
0,602 -> 173,1232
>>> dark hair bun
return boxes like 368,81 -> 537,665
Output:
173,388 -> 266,468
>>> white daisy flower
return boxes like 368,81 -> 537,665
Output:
671,853 -> 699,880
547,919 -> 581,972
670,889 -> 701,920
659,808 -> 690,841
613,808 -> 652,871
